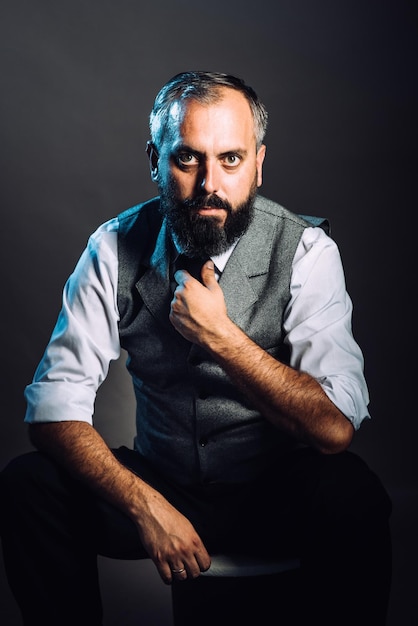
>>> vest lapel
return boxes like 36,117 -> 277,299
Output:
135,220 -> 173,329
219,208 -> 277,323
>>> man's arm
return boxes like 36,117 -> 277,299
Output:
170,261 -> 354,454
25,224 -> 211,582
29,421 -> 211,583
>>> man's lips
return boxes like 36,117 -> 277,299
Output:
195,206 -> 226,215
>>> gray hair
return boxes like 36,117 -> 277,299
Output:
149,71 -> 268,151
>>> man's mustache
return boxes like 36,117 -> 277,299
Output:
182,194 -> 232,213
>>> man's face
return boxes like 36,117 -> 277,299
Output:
151,88 -> 266,257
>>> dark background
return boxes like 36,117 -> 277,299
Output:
0,1 -> 416,624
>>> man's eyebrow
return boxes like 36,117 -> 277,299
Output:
172,144 -> 248,158
219,148 -> 248,158
172,143 -> 198,155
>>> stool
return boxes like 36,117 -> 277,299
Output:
171,553 -> 301,625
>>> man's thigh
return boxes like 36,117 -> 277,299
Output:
225,447 -> 392,556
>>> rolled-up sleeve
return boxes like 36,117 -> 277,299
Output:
284,227 -> 370,430
24,219 -> 120,425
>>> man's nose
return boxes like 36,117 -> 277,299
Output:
199,161 -> 220,194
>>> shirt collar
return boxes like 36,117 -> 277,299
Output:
171,234 -> 239,274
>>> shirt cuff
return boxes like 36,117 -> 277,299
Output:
24,381 -> 96,425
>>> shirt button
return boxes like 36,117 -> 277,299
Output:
199,437 -> 209,447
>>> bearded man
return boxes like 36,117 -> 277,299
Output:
0,71 -> 392,626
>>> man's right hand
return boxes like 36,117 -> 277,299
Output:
29,421 -> 211,584
134,482 -> 211,584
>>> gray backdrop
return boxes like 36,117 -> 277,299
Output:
0,1 -> 416,624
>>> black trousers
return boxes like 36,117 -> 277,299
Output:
0,446 -> 392,626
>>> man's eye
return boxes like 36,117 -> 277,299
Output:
178,153 -> 197,165
224,154 -> 240,166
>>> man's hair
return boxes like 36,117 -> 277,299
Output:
149,71 -> 268,151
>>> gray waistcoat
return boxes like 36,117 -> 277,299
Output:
117,195 -> 319,485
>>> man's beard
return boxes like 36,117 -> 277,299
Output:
158,178 -> 257,258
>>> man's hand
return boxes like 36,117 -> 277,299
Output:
169,260 -> 354,454
135,483 -> 211,584
29,421 -> 211,585
170,260 -> 229,346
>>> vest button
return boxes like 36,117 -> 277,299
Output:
199,437 -> 209,447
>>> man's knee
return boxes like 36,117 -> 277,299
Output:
0,451 -> 74,530
317,451 -> 392,531
1,451 -> 57,495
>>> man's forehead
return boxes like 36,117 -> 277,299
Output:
164,91 -> 254,145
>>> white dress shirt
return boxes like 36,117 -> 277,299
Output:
25,217 -> 370,430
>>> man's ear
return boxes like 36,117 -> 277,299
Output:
256,144 -> 266,188
146,141 -> 159,181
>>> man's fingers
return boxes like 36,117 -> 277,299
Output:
198,553 -> 212,573
201,260 -> 219,289
159,547 -> 211,584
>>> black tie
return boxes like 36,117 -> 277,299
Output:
174,254 -> 209,284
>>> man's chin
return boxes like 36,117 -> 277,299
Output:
160,185 -> 257,256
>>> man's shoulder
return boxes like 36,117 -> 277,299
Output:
117,196 -> 160,225
117,196 -> 163,238
254,195 -> 330,234
254,194 -> 287,215
254,195 -> 307,228
255,195 -> 301,221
